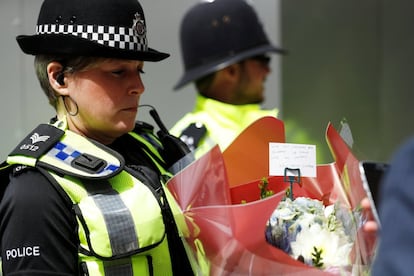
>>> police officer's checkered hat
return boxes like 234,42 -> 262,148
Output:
16,0 -> 169,62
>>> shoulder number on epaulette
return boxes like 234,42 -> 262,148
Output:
9,124 -> 64,159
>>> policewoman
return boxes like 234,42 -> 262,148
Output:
170,0 -> 285,159
0,0 -> 194,275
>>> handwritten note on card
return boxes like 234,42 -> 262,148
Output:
269,143 -> 317,177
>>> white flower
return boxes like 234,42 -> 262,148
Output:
290,223 -> 353,268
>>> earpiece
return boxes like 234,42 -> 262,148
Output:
56,72 -> 65,85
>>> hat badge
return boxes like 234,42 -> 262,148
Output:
132,12 -> 146,38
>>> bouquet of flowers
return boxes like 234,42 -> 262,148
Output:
166,117 -> 377,275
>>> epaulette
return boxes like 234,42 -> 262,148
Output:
178,122 -> 207,151
9,124 -> 64,160
6,124 -> 124,180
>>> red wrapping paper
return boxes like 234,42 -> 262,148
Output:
167,117 -> 376,275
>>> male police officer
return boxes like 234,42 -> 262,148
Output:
170,0 -> 285,158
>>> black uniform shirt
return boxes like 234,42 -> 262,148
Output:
0,167 -> 79,275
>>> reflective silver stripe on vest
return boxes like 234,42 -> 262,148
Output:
83,180 -> 139,255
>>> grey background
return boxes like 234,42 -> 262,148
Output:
282,0 -> 414,163
1,0 -> 413,165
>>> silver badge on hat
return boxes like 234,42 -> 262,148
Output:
132,12 -> 146,38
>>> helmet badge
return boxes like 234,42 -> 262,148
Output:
132,12 -> 146,38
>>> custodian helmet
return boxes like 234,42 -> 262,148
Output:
174,0 -> 285,90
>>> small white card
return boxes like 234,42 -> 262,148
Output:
269,142 -> 317,177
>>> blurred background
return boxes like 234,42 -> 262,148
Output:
1,0 -> 412,164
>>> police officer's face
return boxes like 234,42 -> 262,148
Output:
65,59 -> 145,144
235,56 -> 271,104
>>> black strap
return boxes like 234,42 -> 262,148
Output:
127,166 -> 194,275
158,186 -> 194,275
0,162 -> 12,201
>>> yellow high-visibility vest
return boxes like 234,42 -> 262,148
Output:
170,94 -> 278,159
4,119 -> 193,275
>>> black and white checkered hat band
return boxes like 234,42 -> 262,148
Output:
36,24 -> 148,51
